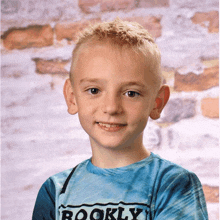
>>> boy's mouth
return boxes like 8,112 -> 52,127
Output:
96,122 -> 126,131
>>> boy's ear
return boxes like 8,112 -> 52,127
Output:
63,78 -> 78,115
150,85 -> 170,120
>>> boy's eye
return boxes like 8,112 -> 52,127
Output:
125,91 -> 140,97
88,88 -> 100,94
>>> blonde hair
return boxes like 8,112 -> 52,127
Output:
70,17 -> 162,90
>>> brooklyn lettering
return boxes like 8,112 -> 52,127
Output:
61,207 -> 147,220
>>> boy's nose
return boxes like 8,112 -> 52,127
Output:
101,93 -> 123,115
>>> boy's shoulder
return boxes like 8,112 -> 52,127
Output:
150,153 -> 201,189
149,152 -> 189,173
151,152 -> 193,174
52,158 -> 90,178
47,158 -> 90,190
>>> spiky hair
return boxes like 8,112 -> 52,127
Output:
76,17 -> 155,46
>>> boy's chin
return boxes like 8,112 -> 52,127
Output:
90,138 -> 129,151
89,130 -> 144,152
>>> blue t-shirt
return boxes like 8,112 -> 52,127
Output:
32,153 -> 208,220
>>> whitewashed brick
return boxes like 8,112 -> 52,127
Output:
166,116 -> 219,149
143,122 -> 162,149
161,98 -> 196,122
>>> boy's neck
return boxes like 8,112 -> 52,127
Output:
90,139 -> 150,169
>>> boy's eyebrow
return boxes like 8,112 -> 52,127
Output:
79,78 -> 106,84
122,81 -> 146,89
79,78 -> 146,89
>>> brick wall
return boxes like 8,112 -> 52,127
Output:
1,0 -> 219,219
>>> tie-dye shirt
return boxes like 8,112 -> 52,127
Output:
32,153 -> 208,220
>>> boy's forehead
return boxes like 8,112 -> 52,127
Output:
73,41 -> 146,71
76,40 -> 130,60
76,45 -> 139,70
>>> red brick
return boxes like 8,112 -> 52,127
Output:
191,11 -> 219,33
174,65 -> 219,91
124,16 -> 162,38
137,0 -> 169,8
78,0 -> 101,13
201,98 -> 219,118
55,19 -> 101,42
101,0 -> 135,11
202,59 -> 219,68
33,58 -> 69,75
202,185 -> 219,203
1,25 -> 53,50
79,0 -> 135,13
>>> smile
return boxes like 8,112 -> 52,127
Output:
97,122 -> 126,131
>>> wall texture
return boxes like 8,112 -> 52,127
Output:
1,0 -> 219,219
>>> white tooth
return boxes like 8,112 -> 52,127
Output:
99,122 -> 121,127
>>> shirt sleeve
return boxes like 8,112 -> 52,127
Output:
32,177 -> 56,220
154,171 -> 208,220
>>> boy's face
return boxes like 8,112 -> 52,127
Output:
65,42 -> 169,151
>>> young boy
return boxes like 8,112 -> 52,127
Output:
32,18 -> 208,220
